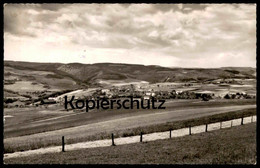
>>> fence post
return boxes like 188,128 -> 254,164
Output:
169,129 -> 172,138
111,133 -> 115,146
140,132 -> 143,142
220,122 -> 222,129
189,126 -> 191,135
205,124 -> 208,132
241,117 -> 244,125
251,116 -> 253,123
231,121 -> 233,127
62,136 -> 65,152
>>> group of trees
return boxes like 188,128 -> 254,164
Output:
224,93 -> 255,99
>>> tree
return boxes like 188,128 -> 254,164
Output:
224,94 -> 230,99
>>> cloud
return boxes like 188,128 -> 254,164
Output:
4,4 -> 256,68
38,4 -> 65,11
4,4 -> 36,37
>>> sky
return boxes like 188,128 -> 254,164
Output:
4,3 -> 256,68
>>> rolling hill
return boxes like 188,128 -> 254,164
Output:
3,60 -> 256,106
4,60 -> 256,86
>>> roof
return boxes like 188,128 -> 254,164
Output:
143,95 -> 150,99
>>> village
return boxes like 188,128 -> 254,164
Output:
4,76 -> 256,108
42,81 -> 255,107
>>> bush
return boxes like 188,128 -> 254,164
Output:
4,98 -> 17,104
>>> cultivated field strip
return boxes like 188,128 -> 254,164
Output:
5,105 -> 256,141
4,115 -> 256,160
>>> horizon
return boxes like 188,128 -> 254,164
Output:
4,59 -> 256,69
4,4 -> 256,68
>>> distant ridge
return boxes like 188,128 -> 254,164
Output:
4,60 -> 255,69
4,60 -> 256,87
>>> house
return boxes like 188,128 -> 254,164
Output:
143,95 -> 150,100
48,97 -> 56,101
175,91 -> 183,95
101,89 -> 110,94
145,92 -> 156,97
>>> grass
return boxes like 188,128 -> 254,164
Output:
117,108 -> 256,137
4,99 -> 256,139
4,108 -> 256,154
4,123 -> 256,164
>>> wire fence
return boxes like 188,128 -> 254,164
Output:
60,115 -> 257,152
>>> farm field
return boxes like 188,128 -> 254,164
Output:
4,122 -> 256,164
4,99 -> 256,138
4,99 -> 256,153
4,66 -> 79,92
3,115 -> 256,160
